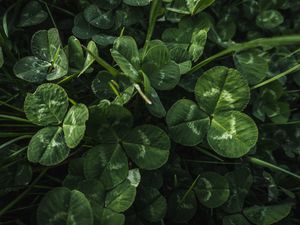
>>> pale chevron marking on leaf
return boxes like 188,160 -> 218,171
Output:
202,87 -> 220,97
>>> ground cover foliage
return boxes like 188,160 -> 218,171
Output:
1,0 -> 300,224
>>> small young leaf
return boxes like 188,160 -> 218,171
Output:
24,83 -> 69,126
63,103 -> 89,149
68,36 -> 85,70
186,0 -> 215,15
37,187 -> 93,225
256,10 -> 284,30
188,29 -> 207,62
207,111 -> 258,158
27,127 -> 70,166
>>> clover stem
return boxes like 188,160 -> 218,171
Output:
0,33 -> 16,62
189,35 -> 300,75
248,156 -> 300,181
133,83 -> 152,105
68,97 -> 77,105
251,64 -> 300,89
82,45 -> 119,76
145,0 -> 161,44
180,175 -> 200,204
0,135 -> 31,151
0,168 -> 48,217
0,114 -> 31,123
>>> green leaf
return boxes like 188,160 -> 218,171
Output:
0,47 -> 3,68
195,172 -> 230,208
122,125 -> 170,170
68,36 -> 85,70
92,34 -> 116,48
111,36 -> 140,81
84,5 -> 114,29
195,66 -> 250,115
83,143 -> 128,190
76,179 -> 106,205
142,40 -> 181,90
63,103 -> 89,149
24,83 -> 69,126
223,214 -> 251,225
207,111 -> 258,158
123,0 -> 151,6
105,179 -> 136,212
234,49 -> 269,85
244,204 -> 292,225
223,167 -> 253,213
18,1 -> 48,27
94,207 -> 125,225
256,10 -> 284,30
28,127 -> 69,166
146,87 -> 166,118
189,29 -> 207,62
72,13 -> 100,39
78,40 -> 99,76
14,28 -> 68,82
166,99 -> 209,146
37,187 -> 93,225
186,0 -> 215,15
167,189 -> 197,223
135,186 -> 167,222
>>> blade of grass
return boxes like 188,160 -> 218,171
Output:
145,0 -> 161,43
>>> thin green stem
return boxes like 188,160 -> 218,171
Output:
251,64 -> 300,89
145,0 -> 161,43
0,100 -> 23,113
248,157 -> 300,181
82,45 -> 119,76
180,175 -> 200,203
189,35 -> 300,75
185,159 -> 241,165
195,146 -> 224,162
0,114 -> 31,123
0,135 -> 32,151
42,1 -> 57,29
68,97 -> 77,105
0,168 -> 48,217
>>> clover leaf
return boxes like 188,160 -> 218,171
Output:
14,28 -> 68,83
24,83 -> 69,126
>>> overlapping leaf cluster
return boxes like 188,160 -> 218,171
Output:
1,0 -> 300,225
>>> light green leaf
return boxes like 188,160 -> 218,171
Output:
111,36 -> 140,81
31,28 -> 68,80
186,0 -> 215,15
14,56 -> 51,83
123,0 -> 151,6
68,36 -> 85,70
195,172 -> 230,208
24,83 -> 69,126
122,125 -> 170,170
234,49 -> 269,85
189,29 -> 207,62
166,99 -> 209,146
195,66 -> 250,115
244,204 -> 292,225
223,214 -> 251,225
141,40 -> 170,68
256,10 -> 284,30
63,103 -> 89,149
105,179 -> 136,212
84,5 -> 114,29
37,187 -> 93,225
78,41 -> 99,76
167,189 -> 197,223
207,111 -> 258,158
127,168 -> 141,187
83,143 -> 128,190
27,127 -> 69,166
18,1 -> 48,27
